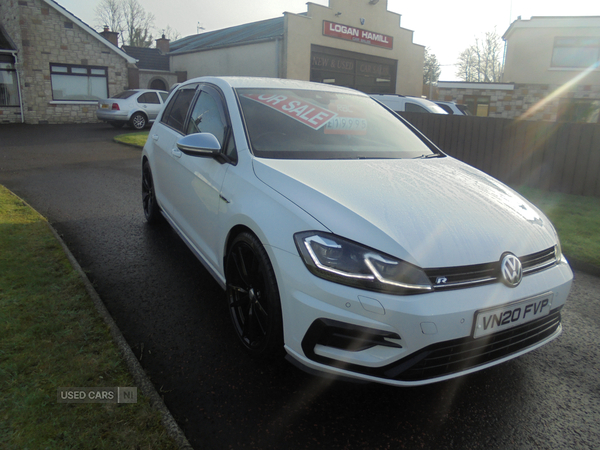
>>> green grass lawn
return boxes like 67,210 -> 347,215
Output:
0,186 -> 178,450
113,131 -> 149,148
516,186 -> 600,269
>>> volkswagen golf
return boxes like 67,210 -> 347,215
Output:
141,76 -> 573,386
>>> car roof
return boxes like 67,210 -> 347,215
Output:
179,76 -> 367,96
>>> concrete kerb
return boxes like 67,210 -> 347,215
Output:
47,222 -> 194,450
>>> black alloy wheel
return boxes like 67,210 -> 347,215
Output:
142,160 -> 161,223
225,232 -> 284,358
130,112 -> 147,130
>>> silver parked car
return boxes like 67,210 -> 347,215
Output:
97,89 -> 169,129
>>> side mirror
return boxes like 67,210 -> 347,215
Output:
176,133 -> 222,157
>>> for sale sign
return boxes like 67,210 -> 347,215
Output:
242,93 -> 337,130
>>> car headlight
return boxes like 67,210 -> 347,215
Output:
294,231 -> 433,295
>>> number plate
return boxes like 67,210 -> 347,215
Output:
101,104 -> 108,109
473,293 -> 553,339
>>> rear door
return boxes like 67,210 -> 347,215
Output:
137,91 -> 162,120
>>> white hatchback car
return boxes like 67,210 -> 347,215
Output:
97,89 -> 169,130
142,77 -> 572,386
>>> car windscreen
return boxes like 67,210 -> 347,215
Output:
236,88 -> 440,160
110,91 -> 137,99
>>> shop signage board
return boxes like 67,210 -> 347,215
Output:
322,21 -> 393,49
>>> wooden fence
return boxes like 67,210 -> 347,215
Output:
399,112 -> 600,198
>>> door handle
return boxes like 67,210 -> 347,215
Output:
171,148 -> 182,158
152,134 -> 159,141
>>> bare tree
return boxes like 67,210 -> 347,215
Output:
122,0 -> 155,47
95,0 -> 124,38
456,30 -> 503,82
423,47 -> 441,86
95,0 -> 156,47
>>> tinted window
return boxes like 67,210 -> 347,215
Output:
161,87 -> 196,133
237,88 -> 438,160
436,103 -> 454,114
159,92 -> 169,102
187,91 -> 226,144
138,92 -> 160,104
111,90 -> 137,99
405,102 -> 429,113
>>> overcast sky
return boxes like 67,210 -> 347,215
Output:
53,0 -> 598,81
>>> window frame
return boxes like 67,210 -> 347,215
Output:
551,37 -> 600,69
49,63 -> 109,102
0,55 -> 19,107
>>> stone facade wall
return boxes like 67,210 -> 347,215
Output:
0,0 -> 132,124
438,83 -> 600,122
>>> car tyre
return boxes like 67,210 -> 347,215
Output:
225,232 -> 284,359
109,121 -> 125,129
130,112 -> 147,130
142,160 -> 161,224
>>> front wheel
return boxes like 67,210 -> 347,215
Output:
130,112 -> 147,130
142,160 -> 161,224
225,232 -> 284,359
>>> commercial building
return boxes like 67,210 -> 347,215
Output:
169,0 -> 425,96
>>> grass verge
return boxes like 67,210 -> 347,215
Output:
0,185 -> 178,450
517,186 -> 600,269
114,131 -> 149,148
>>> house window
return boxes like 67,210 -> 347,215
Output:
50,63 -> 108,101
551,37 -> 600,69
0,56 -> 19,106
463,95 -> 490,117
557,98 -> 600,123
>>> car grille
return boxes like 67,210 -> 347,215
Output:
425,247 -> 558,291
387,308 -> 562,382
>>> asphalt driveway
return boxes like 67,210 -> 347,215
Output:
1,123 -> 599,449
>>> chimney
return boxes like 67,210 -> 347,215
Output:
156,34 -> 170,53
100,26 -> 119,47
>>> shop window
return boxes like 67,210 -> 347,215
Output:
0,57 -> 19,106
551,37 -> 600,69
50,63 -> 108,101
557,99 -> 600,123
464,95 -> 490,117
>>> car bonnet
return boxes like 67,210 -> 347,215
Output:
252,156 -> 557,269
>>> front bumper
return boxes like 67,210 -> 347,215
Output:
270,247 -> 573,386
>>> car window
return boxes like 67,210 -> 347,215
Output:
111,90 -> 137,99
186,90 -> 226,145
138,92 -> 160,104
160,87 -> 196,133
405,102 -> 429,113
237,88 -> 438,160
159,92 -> 169,102
436,103 -> 454,114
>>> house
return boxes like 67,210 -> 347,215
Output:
438,16 -> 600,122
168,0 -> 425,96
0,0 -> 136,124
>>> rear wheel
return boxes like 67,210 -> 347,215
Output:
130,112 -> 147,130
225,232 -> 284,359
142,160 -> 161,224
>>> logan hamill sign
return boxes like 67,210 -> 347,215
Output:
323,21 -> 393,49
